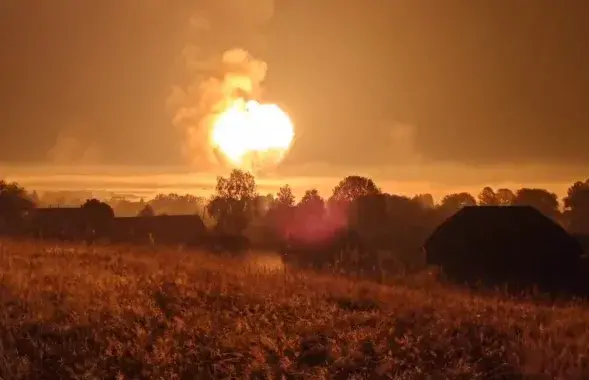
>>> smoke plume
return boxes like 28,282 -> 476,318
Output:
387,122 -> 422,164
167,0 -> 275,169
46,126 -> 101,165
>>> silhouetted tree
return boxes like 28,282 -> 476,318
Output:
496,188 -> 515,206
386,194 -> 426,225
298,189 -> 325,220
250,194 -> 273,220
149,193 -> 202,215
350,193 -> 389,239
564,180 -> 589,209
81,198 -> 115,239
28,190 -> 40,206
137,204 -> 155,217
330,175 -> 381,203
266,189 -> 326,253
386,194 -> 432,269
563,180 -> 589,233
81,199 -> 114,219
275,185 -> 295,208
0,180 -> 36,233
264,193 -> 275,205
478,187 -> 498,206
207,169 -> 257,235
439,192 -> 476,215
413,193 -> 435,209
328,175 -> 381,230
265,185 -> 297,243
513,188 -> 560,220
215,170 -> 257,200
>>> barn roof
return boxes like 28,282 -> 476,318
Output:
424,205 -> 582,257
32,207 -> 85,219
35,207 -> 81,213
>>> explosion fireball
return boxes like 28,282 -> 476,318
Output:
211,98 -> 294,171
170,43 -> 294,173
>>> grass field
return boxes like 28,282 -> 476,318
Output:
0,239 -> 588,379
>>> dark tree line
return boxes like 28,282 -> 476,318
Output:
0,180 -> 36,234
3,173 -> 589,251
186,171 -> 589,273
19,175 -> 589,235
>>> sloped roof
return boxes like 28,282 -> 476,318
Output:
32,207 -> 86,220
424,205 -> 582,257
35,207 -> 82,214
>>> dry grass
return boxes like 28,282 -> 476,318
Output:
0,239 -> 588,379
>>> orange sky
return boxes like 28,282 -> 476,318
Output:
1,2 -> 588,172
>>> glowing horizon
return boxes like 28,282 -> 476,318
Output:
0,163 -> 580,206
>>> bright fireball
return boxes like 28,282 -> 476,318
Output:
211,99 -> 294,169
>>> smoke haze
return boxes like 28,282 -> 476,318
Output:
46,124 -> 102,165
0,1 -> 588,196
168,1 -> 276,169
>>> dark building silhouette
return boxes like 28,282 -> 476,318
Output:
111,214 -> 207,245
424,206 -> 583,293
30,207 -> 87,240
572,234 -> 589,255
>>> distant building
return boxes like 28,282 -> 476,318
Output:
29,207 -> 87,240
424,206 -> 583,293
111,214 -> 208,246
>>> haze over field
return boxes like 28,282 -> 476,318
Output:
0,163 -> 584,204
